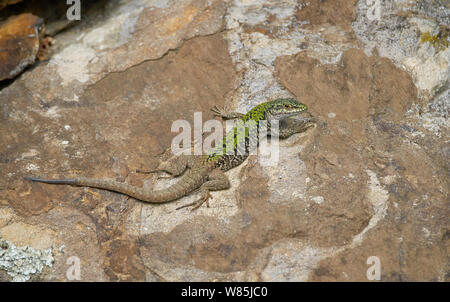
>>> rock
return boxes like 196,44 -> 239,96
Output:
0,0 -> 23,11
0,0 -> 448,281
352,0 -> 450,99
0,13 -> 43,81
0,237 -> 53,282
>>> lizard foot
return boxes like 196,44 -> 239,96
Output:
211,105 -> 244,120
211,105 -> 233,119
176,189 -> 212,211
211,105 -> 227,117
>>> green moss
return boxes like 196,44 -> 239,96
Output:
420,31 -> 449,52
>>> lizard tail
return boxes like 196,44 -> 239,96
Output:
25,176 -> 187,203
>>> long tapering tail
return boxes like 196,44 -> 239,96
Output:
24,176 -> 188,203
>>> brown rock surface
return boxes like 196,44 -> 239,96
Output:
296,0 -> 358,31
275,48 -> 448,281
0,0 -> 22,11
0,13 -> 43,81
0,0 -> 448,281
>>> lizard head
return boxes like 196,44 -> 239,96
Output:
265,99 -> 316,138
276,111 -> 316,138
265,98 -> 308,119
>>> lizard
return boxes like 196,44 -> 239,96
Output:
25,98 -> 316,210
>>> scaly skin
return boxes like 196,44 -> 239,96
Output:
26,98 -> 315,210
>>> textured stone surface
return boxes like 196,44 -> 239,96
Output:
352,0 -> 449,99
0,0 -> 448,281
0,1 -> 23,11
0,13 -> 43,81
0,237 -> 53,282
275,49 -> 448,281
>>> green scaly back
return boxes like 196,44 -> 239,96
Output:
206,98 -> 308,162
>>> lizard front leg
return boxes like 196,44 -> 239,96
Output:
176,168 -> 230,211
211,105 -> 244,120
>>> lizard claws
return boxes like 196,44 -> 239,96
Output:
211,105 -> 229,118
176,190 -> 212,211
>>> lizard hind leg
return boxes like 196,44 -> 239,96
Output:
176,168 -> 230,211
137,154 -> 189,179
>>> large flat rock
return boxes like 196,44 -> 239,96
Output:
0,0 -> 448,281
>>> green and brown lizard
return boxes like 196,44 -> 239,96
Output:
26,98 -> 315,210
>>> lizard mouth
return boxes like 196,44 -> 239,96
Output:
278,111 -> 317,133
269,110 -> 306,120
285,111 -> 316,123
